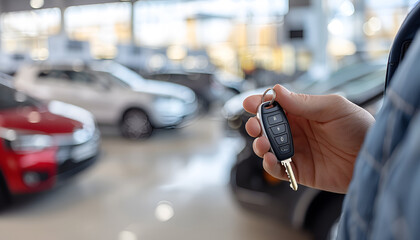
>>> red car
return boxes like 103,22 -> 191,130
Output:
0,78 -> 100,207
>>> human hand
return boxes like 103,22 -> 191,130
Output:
243,85 -> 375,193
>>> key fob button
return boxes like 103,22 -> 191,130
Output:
275,134 -> 288,145
279,145 -> 290,153
267,114 -> 283,125
270,124 -> 285,135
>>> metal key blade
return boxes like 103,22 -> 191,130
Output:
281,159 -> 298,191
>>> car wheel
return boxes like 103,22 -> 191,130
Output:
306,194 -> 345,240
0,173 -> 11,209
120,109 -> 153,139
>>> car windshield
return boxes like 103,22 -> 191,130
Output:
105,62 -> 146,88
0,84 -> 40,110
96,71 -> 131,89
303,63 -> 385,94
330,69 -> 386,97
0,72 -> 13,87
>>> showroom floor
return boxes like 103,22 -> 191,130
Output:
0,113 -> 309,240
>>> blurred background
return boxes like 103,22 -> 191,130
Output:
0,0 -> 417,239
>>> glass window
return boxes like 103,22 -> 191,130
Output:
133,0 -> 289,77
96,72 -> 130,88
67,71 -> 95,85
64,2 -> 132,59
38,70 -> 96,85
361,0 -> 416,57
0,8 -> 61,60
39,70 -> 71,80
105,62 -> 146,85
133,0 -> 288,47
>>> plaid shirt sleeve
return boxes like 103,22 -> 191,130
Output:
337,31 -> 420,240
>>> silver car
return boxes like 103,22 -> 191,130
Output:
15,61 -> 198,139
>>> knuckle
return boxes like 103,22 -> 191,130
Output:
294,92 -> 311,103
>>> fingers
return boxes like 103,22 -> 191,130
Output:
273,84 -> 358,122
252,137 -> 296,183
243,95 -> 262,114
243,84 -> 359,122
262,153 -> 288,181
245,117 -> 261,137
243,93 -> 275,114
252,137 -> 270,158
246,117 -> 269,157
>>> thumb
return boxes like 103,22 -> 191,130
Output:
273,84 -> 358,122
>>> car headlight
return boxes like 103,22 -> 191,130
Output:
154,97 -> 185,116
0,128 -> 53,152
73,127 -> 94,145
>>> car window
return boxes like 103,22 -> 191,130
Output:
38,69 -> 97,86
96,72 -> 130,88
66,71 -> 95,85
0,84 -> 40,110
105,62 -> 146,87
38,70 -> 71,81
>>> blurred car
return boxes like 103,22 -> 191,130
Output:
223,62 -> 386,240
223,62 -> 385,133
142,70 -> 239,111
0,52 -> 32,76
0,79 -> 100,207
0,72 -> 13,86
14,61 -> 198,139
244,66 -> 302,89
285,60 -> 385,93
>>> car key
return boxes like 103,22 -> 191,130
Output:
257,89 -> 298,191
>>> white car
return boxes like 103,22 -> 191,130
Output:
14,61 -> 198,139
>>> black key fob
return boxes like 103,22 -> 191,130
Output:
257,101 -> 294,161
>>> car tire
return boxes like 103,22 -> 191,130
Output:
0,173 -> 11,209
306,194 -> 344,240
120,109 -> 153,139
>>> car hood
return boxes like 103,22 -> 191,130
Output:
0,105 -> 83,134
222,81 -> 300,118
222,86 -> 275,118
131,80 -> 196,103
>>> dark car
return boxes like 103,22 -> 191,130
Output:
223,62 -> 386,240
143,69 -> 242,112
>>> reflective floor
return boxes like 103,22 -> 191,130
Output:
0,114 -> 309,240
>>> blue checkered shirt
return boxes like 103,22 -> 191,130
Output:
337,31 -> 420,239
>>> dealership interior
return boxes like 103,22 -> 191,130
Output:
0,0 -> 417,239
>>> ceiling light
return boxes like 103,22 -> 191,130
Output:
30,0 -> 44,9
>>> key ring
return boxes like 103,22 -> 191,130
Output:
261,87 -> 276,106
